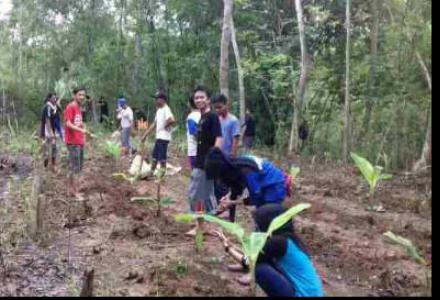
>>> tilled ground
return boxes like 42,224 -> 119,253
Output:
0,145 -> 432,296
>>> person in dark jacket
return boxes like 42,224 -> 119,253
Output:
242,109 -> 256,151
205,148 -> 288,222
40,93 -> 58,171
298,120 -> 309,151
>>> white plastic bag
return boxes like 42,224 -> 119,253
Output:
129,155 -> 151,178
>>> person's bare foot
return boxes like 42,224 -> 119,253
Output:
236,274 -> 251,286
185,227 -> 198,237
227,264 -> 246,273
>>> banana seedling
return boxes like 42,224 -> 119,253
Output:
351,152 -> 393,211
383,231 -> 427,265
131,169 -> 171,217
104,141 -> 121,160
175,203 -> 311,295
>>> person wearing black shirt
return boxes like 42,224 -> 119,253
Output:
242,109 -> 256,151
98,97 -> 109,123
186,86 -> 223,236
298,120 -> 309,151
40,93 -> 58,172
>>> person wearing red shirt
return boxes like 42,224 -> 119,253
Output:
64,87 -> 87,198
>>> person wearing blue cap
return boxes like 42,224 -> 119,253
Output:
116,97 -> 134,157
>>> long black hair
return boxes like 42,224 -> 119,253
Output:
45,93 -> 55,103
253,203 -> 311,257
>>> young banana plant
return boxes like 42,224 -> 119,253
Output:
131,169 -> 172,217
175,203 -> 311,295
383,231 -> 427,265
351,152 -> 392,211
104,141 -> 121,160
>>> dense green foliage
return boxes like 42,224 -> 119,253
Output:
0,0 -> 431,170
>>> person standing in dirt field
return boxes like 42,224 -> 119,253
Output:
212,94 -> 241,222
98,97 -> 109,124
141,91 -> 176,176
40,93 -> 59,172
186,86 -> 223,236
186,95 -> 201,171
116,97 -> 134,157
242,109 -> 256,151
64,87 -> 87,199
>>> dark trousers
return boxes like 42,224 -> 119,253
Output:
255,263 -> 295,297
214,180 -> 236,222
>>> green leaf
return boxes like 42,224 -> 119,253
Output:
267,203 -> 311,236
203,215 -> 245,242
290,166 -> 300,179
242,232 -> 268,263
379,174 -> 393,181
160,197 -> 175,205
195,230 -> 204,252
351,152 -> 375,187
383,231 -> 427,265
131,197 -> 155,203
175,214 -> 197,223
112,173 -> 129,181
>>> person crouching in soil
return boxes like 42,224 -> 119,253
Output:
213,203 -> 324,297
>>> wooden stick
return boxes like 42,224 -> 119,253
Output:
80,269 -> 95,297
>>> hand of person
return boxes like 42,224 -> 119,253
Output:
212,230 -> 229,248
219,197 -> 234,210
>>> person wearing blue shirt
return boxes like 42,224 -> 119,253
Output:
212,94 -> 241,221
205,148 -> 287,218
214,204 -> 324,297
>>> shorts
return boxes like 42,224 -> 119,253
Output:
121,127 -> 132,149
188,168 -> 217,214
152,139 -> 169,162
67,145 -> 84,176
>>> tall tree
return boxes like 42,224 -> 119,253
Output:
359,0 -> 380,146
343,0 -> 351,163
220,0 -> 233,99
413,51 -> 432,171
289,0 -> 308,154
230,17 -> 245,125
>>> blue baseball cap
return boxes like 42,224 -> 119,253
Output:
118,98 -> 126,107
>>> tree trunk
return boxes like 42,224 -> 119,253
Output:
289,0 -> 308,154
1,88 -> 5,126
144,1 -> 163,88
288,93 -> 300,154
413,51 -> 432,171
343,0 -> 352,163
220,0 -> 233,99
230,18 -> 246,125
359,0 -> 380,146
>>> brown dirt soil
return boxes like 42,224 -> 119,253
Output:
0,143 -> 432,296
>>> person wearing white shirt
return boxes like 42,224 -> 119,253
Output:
116,98 -> 134,157
186,95 -> 201,170
141,91 -> 175,175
